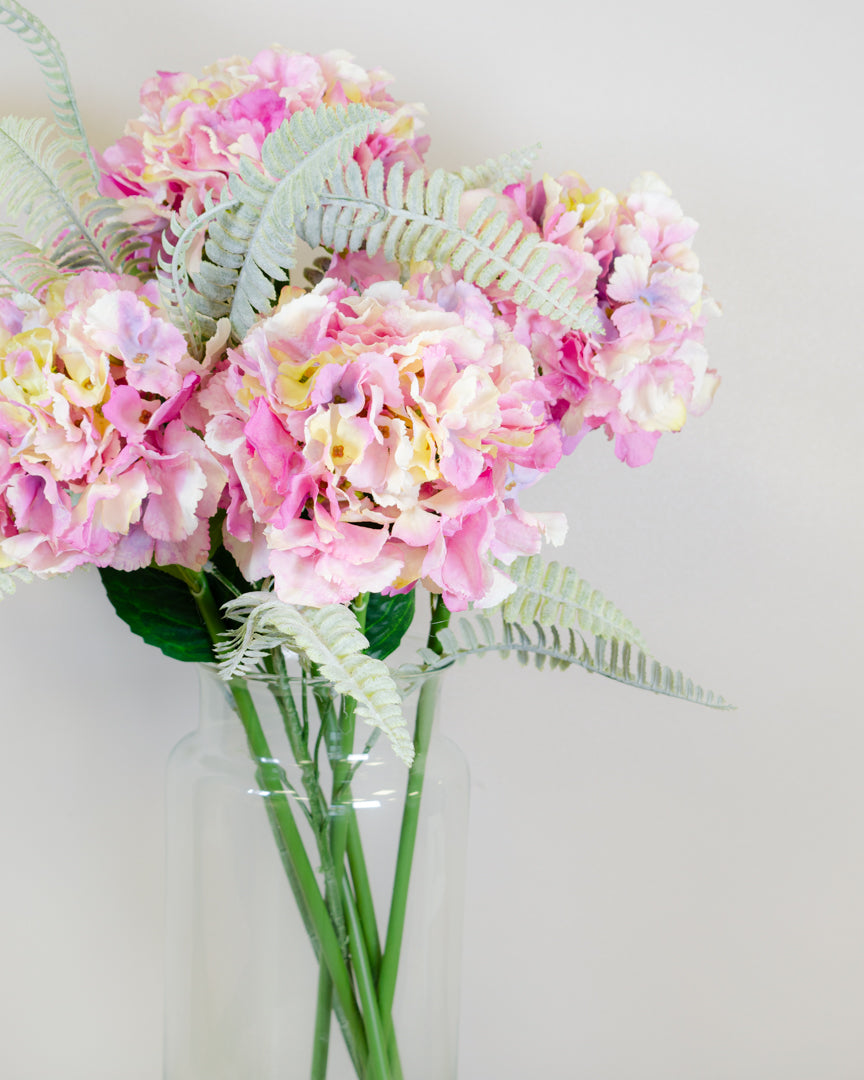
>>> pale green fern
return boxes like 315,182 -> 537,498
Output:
300,157 -> 599,333
0,229 -> 64,295
156,193 -> 228,358
0,116 -> 148,275
184,103 -> 387,341
402,611 -> 730,709
501,554 -> 648,650
457,144 -> 540,191
0,566 -> 32,600
217,593 -> 414,764
0,0 -> 99,182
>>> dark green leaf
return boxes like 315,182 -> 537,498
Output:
364,590 -> 416,660
98,565 -> 215,663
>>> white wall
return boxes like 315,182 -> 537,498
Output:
0,0 -> 861,1076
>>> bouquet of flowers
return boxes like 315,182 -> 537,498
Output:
0,2 -> 728,1077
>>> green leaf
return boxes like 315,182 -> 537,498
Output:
98,566 -> 215,663
363,590 -> 416,660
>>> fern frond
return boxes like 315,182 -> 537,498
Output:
303,159 -> 599,333
218,593 -> 414,764
0,565 -> 33,600
398,612 -> 731,709
0,0 -> 99,182
87,204 -> 152,277
0,228 -> 65,295
458,144 -> 540,191
190,104 -> 387,340
156,194 -> 231,354
500,554 -> 648,650
0,116 -> 145,275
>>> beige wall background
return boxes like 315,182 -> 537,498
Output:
1,0 -> 861,1077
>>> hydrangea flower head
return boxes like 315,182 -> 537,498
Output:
0,272 -> 225,575
487,171 -> 720,466
201,275 -> 566,610
98,47 -> 429,260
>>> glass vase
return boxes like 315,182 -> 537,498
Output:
164,662 -> 469,1080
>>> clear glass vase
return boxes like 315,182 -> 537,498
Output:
164,663 -> 469,1080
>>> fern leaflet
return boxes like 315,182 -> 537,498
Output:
0,0 -> 99,182
156,194 -> 233,355
458,144 -> 540,191
0,229 -> 65,295
301,158 -> 599,333
0,116 -> 148,275
0,565 -> 33,601
500,554 -> 648,650
217,592 -> 415,763
399,611 -> 731,709
190,103 -> 387,341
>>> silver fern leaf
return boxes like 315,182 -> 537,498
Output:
500,554 -> 648,650
0,565 -> 32,600
457,144 -> 540,192
0,0 -> 99,182
301,158 -> 599,334
218,593 -> 415,764
398,611 -> 731,709
156,193 -> 228,356
0,116 -> 148,275
0,228 -> 65,295
189,103 -> 387,341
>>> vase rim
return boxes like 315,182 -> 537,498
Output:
198,650 -> 454,693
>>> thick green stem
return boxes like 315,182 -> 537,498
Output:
346,811 -> 382,979
265,651 -> 349,956
376,595 -> 451,1065
226,677 -> 369,1072
376,674 -> 440,1032
264,655 -> 350,1080
343,878 -> 391,1080
309,684 -> 358,1079
311,965 -> 333,1079
173,567 -> 369,1074
309,592 -> 368,1080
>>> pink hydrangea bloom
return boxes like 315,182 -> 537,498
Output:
200,276 -> 566,610
98,48 -> 429,261
0,273 -> 226,575
482,171 -> 720,466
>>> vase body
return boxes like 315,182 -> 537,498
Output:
164,664 -> 469,1080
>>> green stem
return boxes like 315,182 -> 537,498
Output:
264,654 -> 350,1080
343,878 -> 391,1080
346,811 -> 381,979
348,807 -> 402,1079
265,651 -> 349,957
309,686 -> 358,1079
427,592 -> 451,654
311,965 -> 333,1079
376,674 -> 440,1052
309,592 -> 368,1080
227,677 -> 369,1072
376,594 -> 451,1066
172,567 -> 370,1075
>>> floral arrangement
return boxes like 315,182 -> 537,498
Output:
0,2 -> 727,1077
